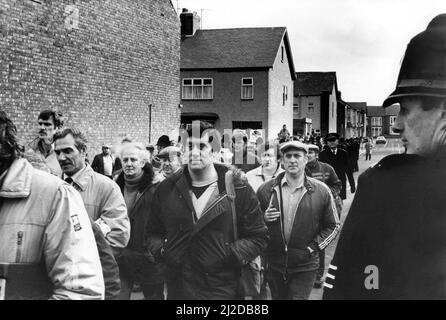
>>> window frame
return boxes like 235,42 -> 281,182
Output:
182,77 -> 214,100
241,77 -> 254,100
371,117 -> 382,126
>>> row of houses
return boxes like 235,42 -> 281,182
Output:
179,9 -> 400,140
2,1 -> 398,156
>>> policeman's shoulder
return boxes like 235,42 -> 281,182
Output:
368,154 -> 422,171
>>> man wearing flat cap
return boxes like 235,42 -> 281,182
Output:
319,132 -> 355,200
324,14 -> 446,300
91,143 -> 117,179
257,141 -> 340,299
157,146 -> 183,179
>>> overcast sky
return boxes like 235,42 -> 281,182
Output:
176,0 -> 446,106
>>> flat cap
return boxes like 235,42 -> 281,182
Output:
157,146 -> 182,159
280,141 -> 309,154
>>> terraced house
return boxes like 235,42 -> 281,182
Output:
179,10 -> 296,140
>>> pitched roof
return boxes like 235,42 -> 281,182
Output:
294,72 -> 337,96
347,102 -> 367,112
367,105 -> 400,116
367,106 -> 386,117
181,27 -> 295,78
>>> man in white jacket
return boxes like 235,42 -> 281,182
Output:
0,110 -> 104,300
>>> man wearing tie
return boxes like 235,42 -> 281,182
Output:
318,133 -> 355,200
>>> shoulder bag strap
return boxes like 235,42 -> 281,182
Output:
225,170 -> 238,242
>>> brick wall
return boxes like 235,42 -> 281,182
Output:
1,0 -> 180,160
180,69 -> 269,136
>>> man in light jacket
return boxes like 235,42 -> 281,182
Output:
53,127 -> 130,256
0,110 -> 104,300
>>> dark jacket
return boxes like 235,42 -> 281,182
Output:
256,172 -> 340,274
91,153 -> 117,176
306,160 -> 343,216
145,163 -> 268,300
231,149 -> 260,173
319,148 -> 355,199
305,160 -> 342,198
324,150 -> 446,299
91,222 -> 121,300
116,164 -> 163,285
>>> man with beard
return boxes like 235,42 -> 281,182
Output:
0,111 -> 104,299
27,110 -> 63,176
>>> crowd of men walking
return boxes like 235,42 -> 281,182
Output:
0,108 -> 348,300
1,13 -> 446,300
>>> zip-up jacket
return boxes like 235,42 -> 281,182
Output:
0,158 -> 104,299
145,163 -> 268,299
257,172 -> 340,274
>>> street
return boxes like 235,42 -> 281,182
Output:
131,139 -> 404,300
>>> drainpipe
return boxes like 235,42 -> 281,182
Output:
149,104 -> 153,143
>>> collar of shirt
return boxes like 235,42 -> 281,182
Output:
331,148 -> 337,155
281,175 -> 304,191
63,165 -> 87,186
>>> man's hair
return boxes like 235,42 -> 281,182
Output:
257,141 -> 281,160
38,110 -> 64,128
53,127 -> 88,153
0,110 -> 23,160
185,121 -> 221,152
119,142 -> 150,162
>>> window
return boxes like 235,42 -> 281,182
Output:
281,46 -> 285,62
389,116 -> 397,125
241,77 -> 254,100
372,127 -> 382,137
182,78 -> 213,100
371,117 -> 382,126
308,102 -> 314,114
282,85 -> 288,106
332,102 -> 335,118
389,116 -> 398,135
294,106 -> 300,115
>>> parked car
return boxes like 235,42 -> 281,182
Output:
375,136 -> 387,144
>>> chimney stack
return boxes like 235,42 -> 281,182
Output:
180,8 -> 201,37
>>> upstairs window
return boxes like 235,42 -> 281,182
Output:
389,116 -> 397,125
241,77 -> 254,100
308,102 -> 314,114
371,117 -> 382,126
281,46 -> 284,63
182,78 -> 213,100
